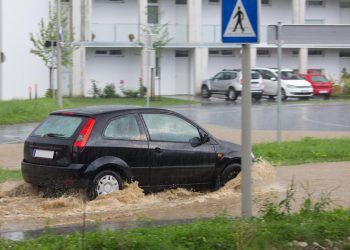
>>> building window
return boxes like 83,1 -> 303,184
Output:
175,0 -> 187,4
305,19 -> 325,24
109,50 -> 123,56
257,49 -> 271,57
148,0 -> 159,24
340,50 -> 350,57
209,49 -> 234,57
175,50 -> 189,57
292,50 -> 299,56
306,0 -> 324,7
209,0 -> 220,4
95,49 -> 123,57
261,0 -> 271,5
340,1 -> 350,8
308,69 -> 324,74
108,0 -> 124,2
308,49 -> 324,56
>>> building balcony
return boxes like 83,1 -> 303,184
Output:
90,23 -> 269,46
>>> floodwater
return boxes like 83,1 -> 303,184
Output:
0,161 -> 282,234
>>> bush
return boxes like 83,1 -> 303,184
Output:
89,80 -> 102,98
45,88 -> 57,98
102,84 -> 117,98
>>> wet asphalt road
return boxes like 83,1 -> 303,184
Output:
0,99 -> 349,144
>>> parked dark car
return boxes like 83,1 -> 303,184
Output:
22,106 -> 243,199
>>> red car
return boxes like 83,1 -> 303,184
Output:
300,73 -> 333,98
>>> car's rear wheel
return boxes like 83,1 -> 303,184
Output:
268,95 -> 275,100
201,85 -> 211,98
221,163 -> 241,185
87,170 -> 123,200
227,88 -> 238,101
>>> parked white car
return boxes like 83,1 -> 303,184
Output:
253,68 -> 314,100
201,69 -> 264,101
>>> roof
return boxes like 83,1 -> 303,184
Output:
50,105 -> 167,116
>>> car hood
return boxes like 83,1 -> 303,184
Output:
282,79 -> 312,87
217,139 -> 241,154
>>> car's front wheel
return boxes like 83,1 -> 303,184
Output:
201,85 -> 211,98
221,163 -> 241,185
281,88 -> 287,101
252,94 -> 262,102
87,170 -> 123,200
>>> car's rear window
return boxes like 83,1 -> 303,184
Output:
281,71 -> 303,80
251,72 -> 260,79
33,115 -> 83,138
311,75 -> 328,83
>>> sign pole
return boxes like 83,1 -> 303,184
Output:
276,22 -> 282,145
241,44 -> 252,218
56,0 -> 63,108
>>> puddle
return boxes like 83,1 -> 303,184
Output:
0,161 -> 283,233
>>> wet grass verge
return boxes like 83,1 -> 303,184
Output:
0,169 -> 22,183
0,97 -> 198,125
253,137 -> 350,166
1,209 -> 349,249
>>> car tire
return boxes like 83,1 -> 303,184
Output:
221,163 -> 241,186
252,94 -> 262,102
268,95 -> 275,100
87,170 -> 123,200
324,94 -> 331,100
281,89 -> 287,101
201,85 -> 211,98
227,88 -> 238,101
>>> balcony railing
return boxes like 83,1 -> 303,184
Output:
91,23 -> 269,44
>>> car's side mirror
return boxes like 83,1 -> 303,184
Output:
270,77 -> 277,81
190,137 -> 202,147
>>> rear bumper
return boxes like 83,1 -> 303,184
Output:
21,161 -> 90,189
313,87 -> 332,95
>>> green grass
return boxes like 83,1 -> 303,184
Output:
1,209 -> 349,249
0,168 -> 22,183
253,137 -> 350,166
0,97 -> 197,125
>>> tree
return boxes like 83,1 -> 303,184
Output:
29,2 -> 77,96
140,23 -> 172,99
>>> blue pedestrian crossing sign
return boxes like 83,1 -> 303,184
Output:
222,0 -> 259,43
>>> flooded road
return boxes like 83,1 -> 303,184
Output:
1,160 -> 349,237
0,161 -> 281,233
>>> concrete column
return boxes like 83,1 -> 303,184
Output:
139,0 -> 148,87
293,0 -> 307,74
71,0 -> 92,96
193,48 -> 208,95
187,0 -> 202,43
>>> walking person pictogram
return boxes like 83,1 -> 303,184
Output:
233,6 -> 245,32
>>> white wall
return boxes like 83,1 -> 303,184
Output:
85,48 -> 142,96
305,0 -> 340,24
207,50 -> 241,77
159,49 -> 176,95
2,0 -> 50,100
92,0 -> 139,24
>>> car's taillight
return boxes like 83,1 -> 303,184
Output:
240,79 -> 243,85
73,118 -> 95,151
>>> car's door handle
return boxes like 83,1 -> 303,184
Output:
154,147 -> 162,154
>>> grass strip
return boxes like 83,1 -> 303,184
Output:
1,209 -> 349,249
253,137 -> 350,166
0,168 -> 22,183
0,97 -> 197,125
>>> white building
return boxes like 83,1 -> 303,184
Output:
1,0 -> 350,100
0,0 -> 51,100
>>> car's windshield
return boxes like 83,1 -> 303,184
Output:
33,115 -> 83,138
280,71 -> 303,80
311,75 -> 329,83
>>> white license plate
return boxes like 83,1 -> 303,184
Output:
319,90 -> 328,94
301,90 -> 309,93
33,149 -> 54,159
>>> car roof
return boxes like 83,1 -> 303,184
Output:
51,105 -> 170,117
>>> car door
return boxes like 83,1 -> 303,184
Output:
210,72 -> 225,92
140,112 -> 216,187
261,70 -> 278,95
97,114 -> 150,187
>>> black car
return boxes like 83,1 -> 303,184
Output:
22,106 -> 243,199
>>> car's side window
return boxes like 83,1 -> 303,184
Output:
104,115 -> 143,140
142,114 -> 200,143
214,73 -> 224,80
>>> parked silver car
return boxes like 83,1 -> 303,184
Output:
201,69 -> 264,101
